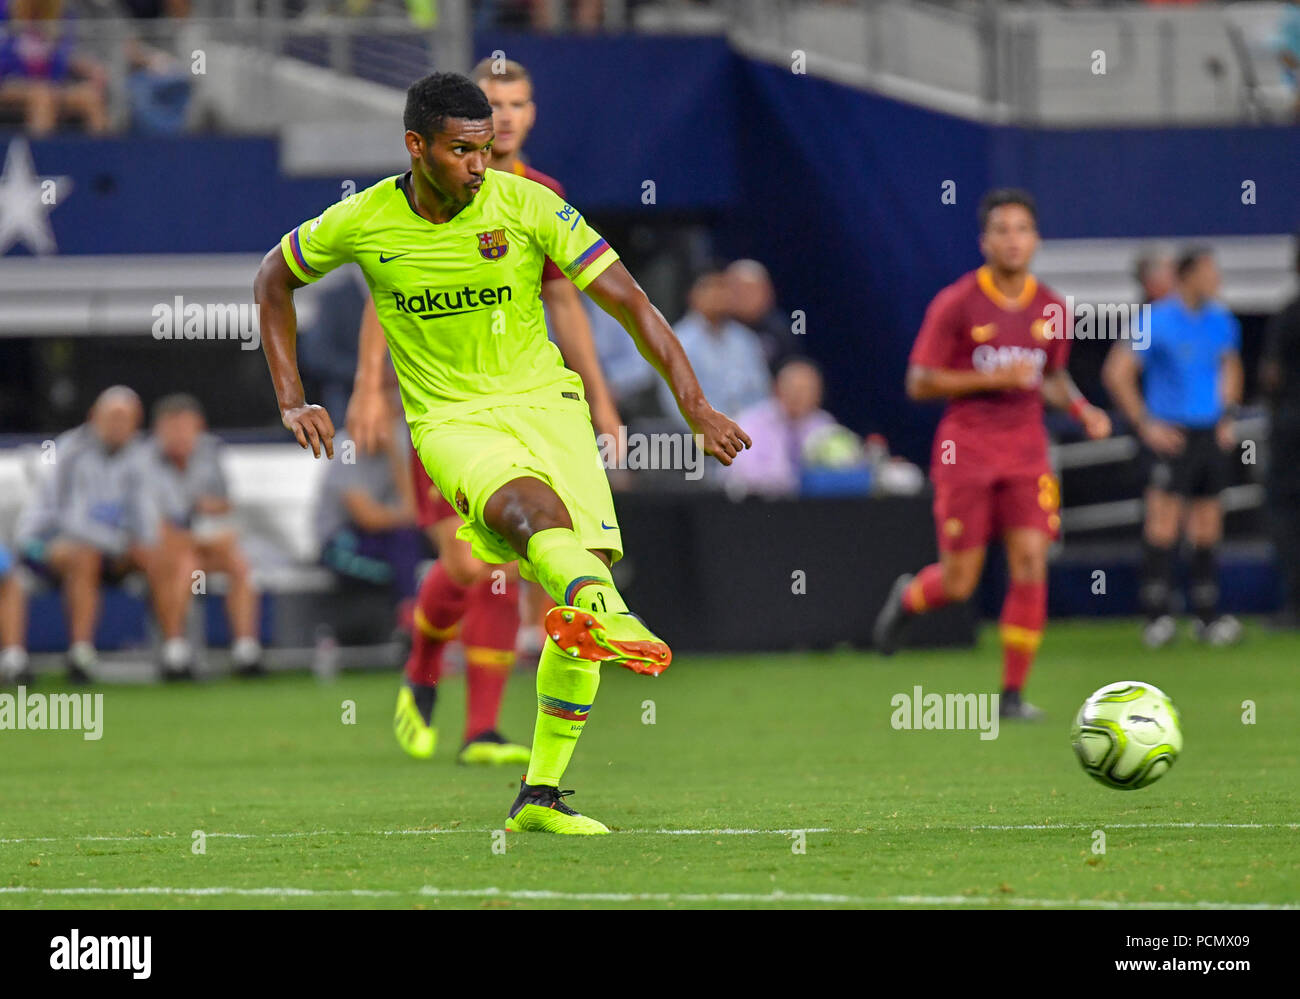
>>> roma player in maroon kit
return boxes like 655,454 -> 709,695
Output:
873,189 -> 1111,719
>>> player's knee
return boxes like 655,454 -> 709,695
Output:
442,550 -> 484,588
1008,555 -> 1047,583
483,481 -> 572,548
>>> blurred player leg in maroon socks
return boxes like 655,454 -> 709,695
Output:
404,560 -> 470,690
999,579 -> 1045,695
902,564 -> 948,614
460,573 -> 520,743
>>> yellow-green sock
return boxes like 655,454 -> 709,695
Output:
525,638 -> 601,787
525,527 -> 628,614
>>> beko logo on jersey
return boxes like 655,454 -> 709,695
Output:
391,285 -> 513,318
971,344 -> 1047,373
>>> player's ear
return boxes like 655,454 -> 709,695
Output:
404,130 -> 425,159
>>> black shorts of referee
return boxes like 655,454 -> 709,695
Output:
1146,425 -> 1233,497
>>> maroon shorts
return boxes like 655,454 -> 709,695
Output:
932,471 -> 1060,553
411,449 -> 458,528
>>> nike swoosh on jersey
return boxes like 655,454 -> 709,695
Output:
379,252 -> 409,263
601,521 -> 618,530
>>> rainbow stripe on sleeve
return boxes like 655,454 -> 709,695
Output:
287,226 -> 323,279
564,238 -> 612,282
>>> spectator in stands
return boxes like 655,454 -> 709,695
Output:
0,0 -> 107,136
148,394 -> 263,678
15,386 -> 167,683
1103,247 -> 1244,649
316,418 -> 425,634
1134,244 -> 1176,304
658,268 -> 771,431
118,0 -> 193,135
1277,0 -> 1300,120
0,543 -> 28,684
726,259 -> 799,373
1259,231 -> 1300,627
724,357 -> 835,497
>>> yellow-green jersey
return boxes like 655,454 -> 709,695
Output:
279,168 -> 619,429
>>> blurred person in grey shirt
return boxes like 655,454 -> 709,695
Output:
316,419 -> 425,634
16,386 -> 167,683
147,393 -> 263,678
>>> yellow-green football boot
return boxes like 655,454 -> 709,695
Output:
393,684 -> 436,760
504,779 -> 610,834
458,730 -> 531,766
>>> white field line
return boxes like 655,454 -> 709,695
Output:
1,821 -> 1296,846
0,884 -> 1293,909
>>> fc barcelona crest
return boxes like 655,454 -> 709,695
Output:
477,229 -> 509,260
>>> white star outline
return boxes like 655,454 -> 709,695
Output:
0,137 -> 72,256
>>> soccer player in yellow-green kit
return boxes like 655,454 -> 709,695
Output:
255,72 -> 751,834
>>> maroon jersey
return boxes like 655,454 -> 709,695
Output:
512,160 -> 566,284
909,266 -> 1069,481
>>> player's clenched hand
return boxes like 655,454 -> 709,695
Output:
686,403 -> 752,466
997,358 -> 1040,391
283,404 -> 335,459
345,386 -> 393,455
1139,418 -> 1185,457
1080,404 -> 1112,440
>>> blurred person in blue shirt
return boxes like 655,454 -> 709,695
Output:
1103,248 -> 1244,648
658,268 -> 771,433
0,542 -> 28,684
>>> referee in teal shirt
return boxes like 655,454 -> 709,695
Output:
1104,248 -> 1245,647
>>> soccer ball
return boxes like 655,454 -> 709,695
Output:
1071,681 -> 1183,790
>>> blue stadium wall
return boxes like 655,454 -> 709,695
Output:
13,33 -> 1300,462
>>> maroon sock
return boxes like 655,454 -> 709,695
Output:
901,564 -> 948,614
404,561 -> 469,687
461,574 -> 520,742
1000,580 -> 1046,693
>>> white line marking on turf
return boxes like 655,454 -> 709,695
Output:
1,821 -> 1296,846
0,885 -> 1292,909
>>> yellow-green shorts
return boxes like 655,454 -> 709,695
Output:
410,396 -> 621,579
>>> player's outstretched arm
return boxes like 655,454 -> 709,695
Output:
1041,369 -> 1111,440
254,246 -> 335,459
344,294 -> 395,455
583,261 -> 751,465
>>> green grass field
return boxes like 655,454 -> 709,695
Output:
2,619 -> 1297,909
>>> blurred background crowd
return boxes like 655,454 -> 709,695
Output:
2,0 -> 1299,676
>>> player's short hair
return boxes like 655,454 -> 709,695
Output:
471,57 -> 532,88
1133,244 -> 1174,287
152,392 -> 204,424
978,188 -> 1038,232
1176,246 -> 1214,280
404,72 -> 493,140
